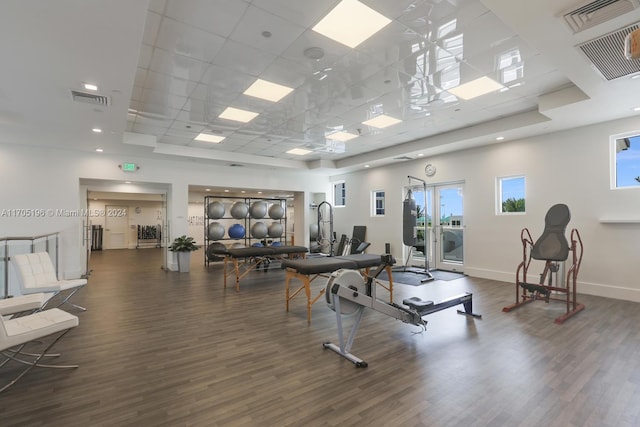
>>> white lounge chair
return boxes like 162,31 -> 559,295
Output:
0,308 -> 79,393
12,253 -> 87,311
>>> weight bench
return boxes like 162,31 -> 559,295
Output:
281,254 -> 395,324
211,246 -> 308,291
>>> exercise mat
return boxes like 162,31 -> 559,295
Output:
378,269 -> 465,286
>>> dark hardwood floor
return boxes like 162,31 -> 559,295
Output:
1,248 -> 639,426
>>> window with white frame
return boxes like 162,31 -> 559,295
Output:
498,175 -> 525,214
333,181 -> 346,207
371,190 -> 385,216
612,133 -> 640,189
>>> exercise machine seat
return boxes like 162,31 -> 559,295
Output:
531,204 -> 570,261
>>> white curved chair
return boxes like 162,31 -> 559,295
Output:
0,307 -> 79,393
0,293 -> 51,317
12,253 -> 87,311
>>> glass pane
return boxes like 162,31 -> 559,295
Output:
500,176 -> 525,213
616,135 -> 640,188
439,187 -> 463,263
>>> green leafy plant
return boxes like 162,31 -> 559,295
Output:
502,197 -> 525,213
168,235 -> 200,252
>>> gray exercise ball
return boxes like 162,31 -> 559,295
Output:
207,242 -> 227,259
309,223 -> 319,240
207,222 -> 225,240
251,221 -> 268,238
206,201 -> 225,219
268,222 -> 283,237
230,201 -> 249,219
249,201 -> 267,219
268,204 -> 284,219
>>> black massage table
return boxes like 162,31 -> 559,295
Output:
280,254 -> 395,323
210,245 -> 309,291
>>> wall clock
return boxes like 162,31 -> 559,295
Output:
424,163 -> 436,177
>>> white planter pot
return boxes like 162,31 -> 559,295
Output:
177,251 -> 191,272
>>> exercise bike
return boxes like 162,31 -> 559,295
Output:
323,255 -> 481,367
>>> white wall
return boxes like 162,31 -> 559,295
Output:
331,116 -> 640,302
0,143 -> 330,280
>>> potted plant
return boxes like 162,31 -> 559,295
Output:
168,235 -> 200,272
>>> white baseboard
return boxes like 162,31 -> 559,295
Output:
465,266 -> 640,302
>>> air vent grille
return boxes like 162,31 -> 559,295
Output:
393,156 -> 413,160
70,89 -> 110,106
563,0 -> 639,33
578,24 -> 640,80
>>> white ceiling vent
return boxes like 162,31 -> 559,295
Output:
70,89 -> 110,106
562,0 -> 640,33
578,23 -> 640,80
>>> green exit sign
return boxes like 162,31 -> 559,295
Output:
121,162 -> 138,172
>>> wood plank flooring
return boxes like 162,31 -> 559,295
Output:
1,248 -> 640,426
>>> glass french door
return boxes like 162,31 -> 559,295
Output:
406,182 -> 464,273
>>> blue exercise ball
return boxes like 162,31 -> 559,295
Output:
268,204 -> 284,219
228,223 -> 245,239
251,221 -> 268,238
270,241 -> 282,247
249,201 -> 267,219
207,222 -> 225,240
252,242 -> 264,247
206,201 -> 225,219
268,222 -> 283,237
230,202 -> 249,219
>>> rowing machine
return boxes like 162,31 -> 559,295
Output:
323,257 -> 481,367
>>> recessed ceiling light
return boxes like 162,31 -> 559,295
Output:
243,79 -> 294,102
83,83 -> 98,91
224,189 -> 230,192
634,106 -> 640,112
95,148 -> 103,153
496,136 -> 505,141
448,76 -> 504,100
205,189 -> 211,192
241,190 -> 246,193
417,153 -> 424,157
312,0 -> 391,48
363,114 -> 402,129
287,148 -> 312,155
92,128 -> 102,133
327,131 -> 358,141
219,107 -> 259,123
364,164 -> 370,168
195,133 -> 225,143
124,181 -> 132,184
258,191 -> 263,194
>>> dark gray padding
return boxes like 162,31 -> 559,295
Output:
281,257 -> 358,275
227,247 -> 275,258
337,254 -> 395,269
403,297 -> 434,310
268,245 -> 308,255
531,204 -> 571,261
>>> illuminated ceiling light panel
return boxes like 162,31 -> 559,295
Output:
195,133 -> 225,143
92,128 -> 102,133
312,0 -> 391,48
447,76 -> 504,100
219,107 -> 259,123
363,114 -> 402,129
287,148 -> 312,155
243,79 -> 294,102
83,83 -> 98,91
327,131 -> 358,141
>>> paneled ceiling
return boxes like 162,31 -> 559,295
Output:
1,0 -> 639,174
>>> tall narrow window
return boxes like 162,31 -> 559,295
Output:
498,176 -> 525,214
333,181 -> 346,207
612,133 -> 640,188
372,190 -> 385,216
